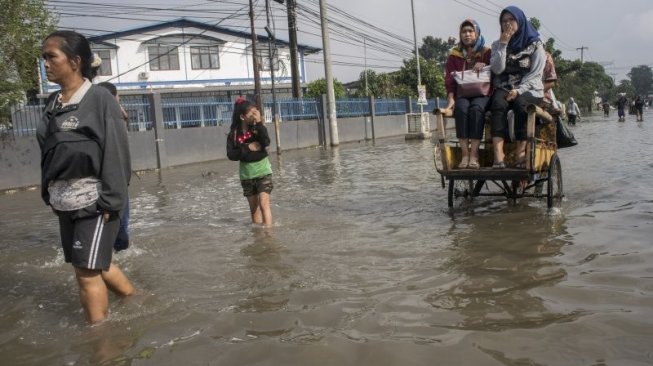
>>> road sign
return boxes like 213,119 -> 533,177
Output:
417,85 -> 427,105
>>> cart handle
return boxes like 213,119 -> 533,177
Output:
526,105 -> 553,124
433,108 -> 454,118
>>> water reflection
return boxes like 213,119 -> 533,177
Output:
235,228 -> 295,313
428,207 -> 580,331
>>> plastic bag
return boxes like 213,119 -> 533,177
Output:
556,116 -> 577,148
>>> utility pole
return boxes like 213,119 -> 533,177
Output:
577,46 -> 588,63
410,0 -> 423,113
319,0 -> 339,146
265,0 -> 281,154
285,0 -> 302,98
249,0 -> 262,108
364,37 -> 368,96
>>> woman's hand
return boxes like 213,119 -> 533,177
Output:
505,89 -> 519,102
248,142 -> 261,151
472,62 -> 486,72
500,23 -> 515,44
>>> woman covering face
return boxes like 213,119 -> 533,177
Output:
488,6 -> 546,169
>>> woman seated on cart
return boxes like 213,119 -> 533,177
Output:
489,6 -> 545,169
443,19 -> 492,169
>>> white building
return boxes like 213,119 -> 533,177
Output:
40,18 -> 320,93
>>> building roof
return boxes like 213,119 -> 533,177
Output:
88,18 -> 321,54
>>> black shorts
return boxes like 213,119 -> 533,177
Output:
57,204 -> 119,271
241,174 -> 273,197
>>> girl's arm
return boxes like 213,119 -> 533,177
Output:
226,132 -> 245,161
254,123 -> 271,147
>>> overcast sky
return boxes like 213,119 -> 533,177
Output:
54,0 -> 653,84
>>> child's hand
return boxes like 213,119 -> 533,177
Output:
251,109 -> 262,124
248,142 -> 261,151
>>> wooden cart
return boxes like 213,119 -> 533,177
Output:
433,105 -> 563,208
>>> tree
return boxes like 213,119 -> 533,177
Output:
305,78 -> 346,98
529,17 -> 540,31
418,36 -> 456,66
0,0 -> 57,119
556,62 -> 613,110
628,65 -> 653,96
614,79 -> 635,98
397,56 -> 445,98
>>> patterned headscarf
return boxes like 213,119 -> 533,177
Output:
459,19 -> 485,54
501,6 -> 540,53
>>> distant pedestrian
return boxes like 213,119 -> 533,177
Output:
634,96 -> 644,121
602,99 -> 610,117
37,30 -> 135,323
97,81 -> 129,126
566,97 -> 581,125
97,80 -> 131,251
617,95 -> 627,121
226,97 -> 273,226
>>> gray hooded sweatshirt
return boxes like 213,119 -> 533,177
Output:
37,81 -> 131,214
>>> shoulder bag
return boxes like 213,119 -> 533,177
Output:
452,64 -> 491,98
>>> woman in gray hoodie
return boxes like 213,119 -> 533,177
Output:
38,30 -> 135,323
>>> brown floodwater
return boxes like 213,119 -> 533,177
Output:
0,111 -> 652,365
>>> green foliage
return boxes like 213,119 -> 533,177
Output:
556,62 -> 614,110
305,78 -> 346,98
398,56 -> 445,98
529,17 -> 541,31
0,0 -> 57,124
418,36 -> 456,66
628,65 -> 653,96
353,69 -> 385,97
614,79 -> 635,98
544,38 -> 562,59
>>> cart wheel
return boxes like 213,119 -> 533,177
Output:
448,179 -> 474,207
547,154 -> 563,208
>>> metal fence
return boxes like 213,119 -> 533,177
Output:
4,95 -> 442,138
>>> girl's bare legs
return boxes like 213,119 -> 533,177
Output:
258,192 -> 272,226
246,195 -> 262,224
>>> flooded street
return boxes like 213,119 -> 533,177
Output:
1,111 -> 652,365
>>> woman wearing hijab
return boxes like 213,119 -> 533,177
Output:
489,6 -> 546,168
444,19 -> 492,169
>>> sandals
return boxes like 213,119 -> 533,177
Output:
492,161 -> 506,169
458,156 -> 469,169
468,158 -> 480,169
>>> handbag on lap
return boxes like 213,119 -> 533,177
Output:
452,65 -> 491,98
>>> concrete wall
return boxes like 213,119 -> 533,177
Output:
0,114 -> 414,191
0,136 -> 41,191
